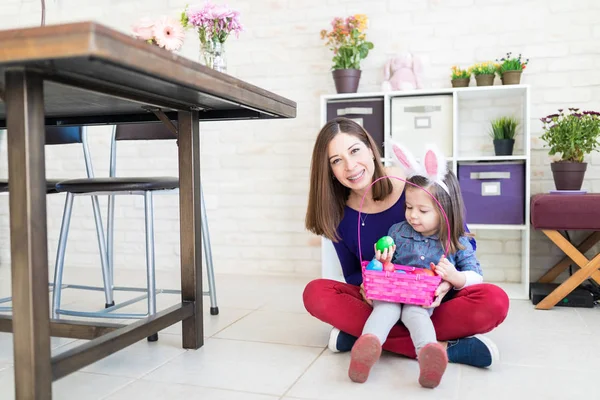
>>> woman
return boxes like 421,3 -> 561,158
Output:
303,117 -> 509,367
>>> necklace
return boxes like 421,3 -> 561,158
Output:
360,213 -> 368,226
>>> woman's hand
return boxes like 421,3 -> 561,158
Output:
374,244 -> 396,265
423,280 -> 452,309
359,283 -> 373,307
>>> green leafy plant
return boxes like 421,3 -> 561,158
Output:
320,14 -> 374,70
496,52 -> 529,74
489,116 -> 519,140
470,61 -> 498,76
540,108 -> 600,162
450,65 -> 470,80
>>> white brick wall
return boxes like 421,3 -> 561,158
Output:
0,0 -> 599,284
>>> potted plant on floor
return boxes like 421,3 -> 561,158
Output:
496,52 -> 529,85
490,116 -> 519,156
540,108 -> 600,190
470,62 -> 498,86
450,65 -> 470,87
320,14 -> 374,93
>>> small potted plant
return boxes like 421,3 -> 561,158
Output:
489,116 -> 519,156
496,52 -> 529,85
450,66 -> 471,87
540,108 -> 600,190
470,62 -> 498,87
320,14 -> 374,93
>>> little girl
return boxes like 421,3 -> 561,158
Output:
348,143 -> 483,388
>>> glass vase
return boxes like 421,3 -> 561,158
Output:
199,41 -> 213,68
211,41 -> 227,73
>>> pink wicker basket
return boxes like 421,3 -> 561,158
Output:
358,176 -> 452,306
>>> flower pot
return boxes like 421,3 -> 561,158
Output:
451,78 -> 470,87
475,74 -> 495,86
493,139 -> 515,156
550,161 -> 587,190
501,70 -> 522,85
332,69 -> 361,93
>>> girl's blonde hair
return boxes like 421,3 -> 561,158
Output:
406,170 -> 469,254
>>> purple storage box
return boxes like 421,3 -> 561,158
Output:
457,161 -> 525,225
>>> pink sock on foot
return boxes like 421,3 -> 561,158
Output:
348,334 -> 382,383
418,343 -> 448,389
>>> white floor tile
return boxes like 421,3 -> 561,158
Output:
458,363 -> 599,400
287,351 -> 460,400
0,368 -> 133,400
142,337 -> 322,396
214,310 -> 330,347
105,380 -> 279,400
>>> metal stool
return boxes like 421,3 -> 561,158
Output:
51,122 -> 219,341
0,126 -> 106,311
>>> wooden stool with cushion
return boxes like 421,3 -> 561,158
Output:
530,193 -> 600,310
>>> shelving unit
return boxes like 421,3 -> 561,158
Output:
320,84 -> 531,299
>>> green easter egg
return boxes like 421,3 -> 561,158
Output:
376,236 -> 395,252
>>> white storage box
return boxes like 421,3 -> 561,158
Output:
390,94 -> 453,158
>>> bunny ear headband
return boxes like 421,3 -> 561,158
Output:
390,141 -> 450,195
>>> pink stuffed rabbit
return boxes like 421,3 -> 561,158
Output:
381,52 -> 424,91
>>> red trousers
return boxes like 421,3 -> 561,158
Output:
303,279 -> 509,359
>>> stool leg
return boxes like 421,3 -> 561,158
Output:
106,193 -> 116,304
52,192 -> 74,319
90,194 -> 113,308
201,186 -> 218,315
144,191 -> 158,342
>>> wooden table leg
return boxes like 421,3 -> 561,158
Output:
536,230 -> 600,310
5,69 -> 52,398
538,231 -> 600,284
177,110 -> 204,349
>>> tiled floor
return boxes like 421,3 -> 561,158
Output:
0,268 -> 599,399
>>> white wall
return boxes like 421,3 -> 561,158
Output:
0,0 -> 599,282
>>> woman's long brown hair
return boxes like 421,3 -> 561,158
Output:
407,170 -> 467,254
305,117 -> 393,242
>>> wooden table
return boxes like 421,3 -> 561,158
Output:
0,22 -> 295,399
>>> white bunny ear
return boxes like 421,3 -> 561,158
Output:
422,144 -> 448,183
390,141 -> 422,177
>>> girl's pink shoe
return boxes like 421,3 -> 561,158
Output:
418,342 -> 448,388
348,334 -> 382,383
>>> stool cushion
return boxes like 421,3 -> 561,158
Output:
0,179 -> 64,194
55,177 -> 179,194
530,193 -> 600,230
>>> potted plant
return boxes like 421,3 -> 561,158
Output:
496,52 -> 529,85
489,116 -> 519,156
450,66 -> 470,87
540,108 -> 600,190
470,62 -> 498,87
320,14 -> 374,93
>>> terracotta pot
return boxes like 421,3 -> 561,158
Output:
451,78 -> 470,87
332,69 -> 361,93
550,161 -> 587,190
493,139 -> 515,156
475,74 -> 495,86
501,70 -> 522,85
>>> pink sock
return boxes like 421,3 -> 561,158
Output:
418,343 -> 448,388
348,334 -> 382,383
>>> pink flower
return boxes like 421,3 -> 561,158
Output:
152,16 -> 185,51
131,17 -> 155,41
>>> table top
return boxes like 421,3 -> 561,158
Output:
0,22 -> 296,126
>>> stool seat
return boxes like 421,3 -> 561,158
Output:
531,193 -> 600,230
55,177 -> 179,194
0,179 -> 65,194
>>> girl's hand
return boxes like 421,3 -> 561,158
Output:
423,280 -> 452,309
433,256 -> 460,286
359,283 -> 373,307
374,244 -> 396,265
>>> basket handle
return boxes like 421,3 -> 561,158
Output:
357,175 -> 452,264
